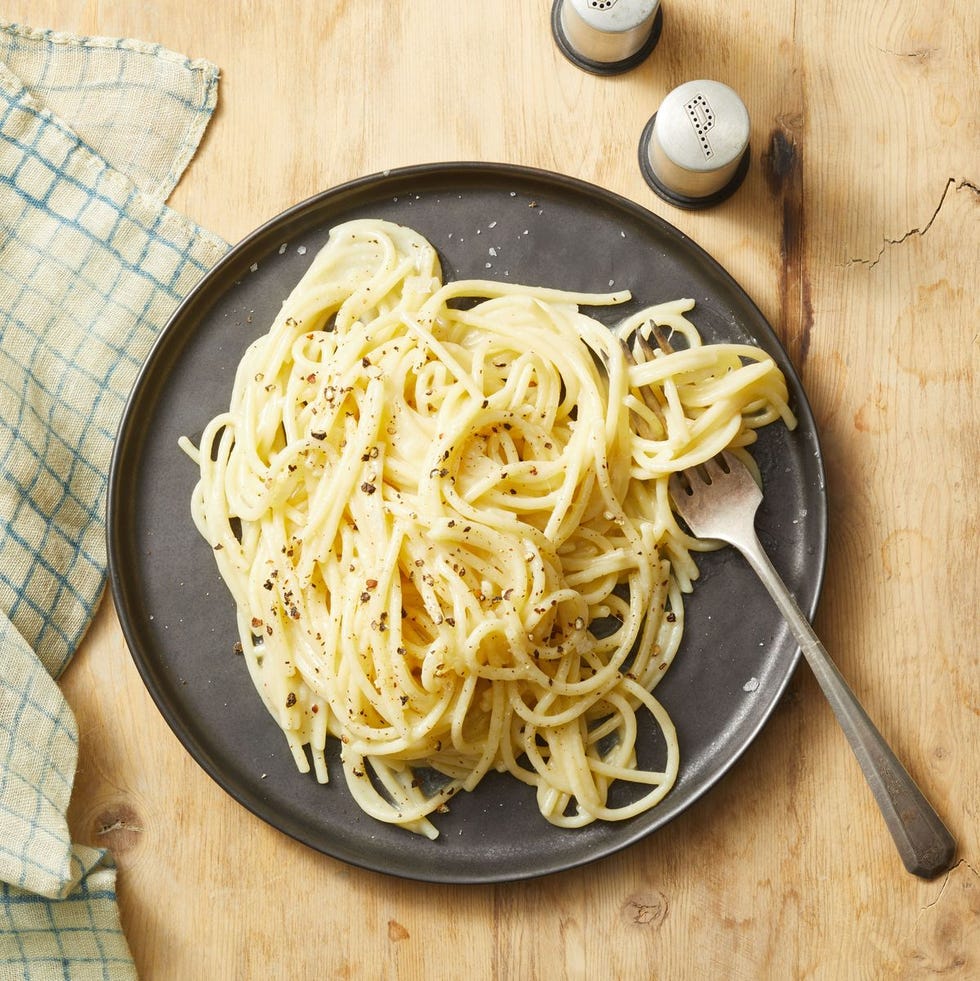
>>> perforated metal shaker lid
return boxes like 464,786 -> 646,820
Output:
551,0 -> 662,75
638,80 -> 751,209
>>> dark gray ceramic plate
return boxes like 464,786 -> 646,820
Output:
108,162 -> 827,883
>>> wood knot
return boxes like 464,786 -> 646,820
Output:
762,126 -> 802,195
621,890 -> 668,928
92,804 -> 144,855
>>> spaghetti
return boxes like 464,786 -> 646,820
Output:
180,218 -> 795,837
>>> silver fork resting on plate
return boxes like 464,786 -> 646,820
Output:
668,451 -> 956,879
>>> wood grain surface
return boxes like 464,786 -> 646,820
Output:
10,1 -> 978,978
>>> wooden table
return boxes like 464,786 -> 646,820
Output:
15,2 -> 978,977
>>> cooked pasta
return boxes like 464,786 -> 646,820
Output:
179,218 -> 795,837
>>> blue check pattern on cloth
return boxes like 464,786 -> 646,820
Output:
0,22 -> 228,977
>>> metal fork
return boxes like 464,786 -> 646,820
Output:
669,451 -> 956,879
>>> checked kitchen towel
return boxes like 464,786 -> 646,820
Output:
0,22 -> 228,977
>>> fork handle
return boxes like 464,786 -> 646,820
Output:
736,530 -> 956,879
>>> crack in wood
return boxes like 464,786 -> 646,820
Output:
844,178 -> 977,269
876,46 -> 938,59
95,818 -> 143,836
911,858 -> 980,956
920,859 -> 980,913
